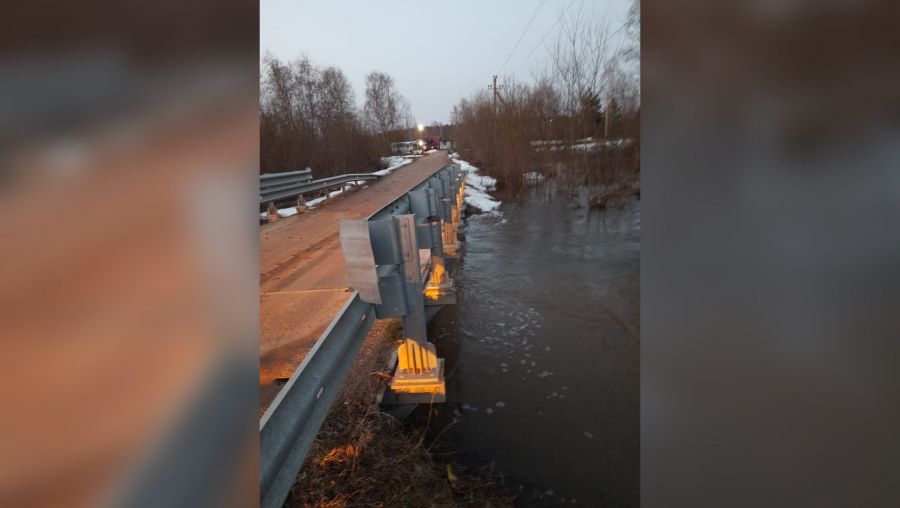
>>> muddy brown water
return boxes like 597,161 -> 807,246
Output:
417,184 -> 640,507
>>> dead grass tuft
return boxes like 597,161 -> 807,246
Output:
285,316 -> 511,507
287,400 -> 514,507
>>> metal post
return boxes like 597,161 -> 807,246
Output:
425,187 -> 448,285
395,214 -> 427,343
409,185 -> 455,305
434,171 -> 459,257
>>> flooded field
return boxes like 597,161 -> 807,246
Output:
421,184 -> 640,507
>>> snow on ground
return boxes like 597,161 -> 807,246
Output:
374,156 -> 413,176
455,159 -> 497,191
524,171 -> 545,183
304,185 -> 355,208
464,187 -> 501,212
530,137 -> 633,152
260,157 -> 416,220
260,182 -> 365,219
452,156 -> 502,213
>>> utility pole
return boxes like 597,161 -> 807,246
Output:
491,75 -> 498,104
489,75 -> 504,107
604,92 -> 611,138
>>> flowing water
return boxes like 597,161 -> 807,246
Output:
422,184 -> 640,507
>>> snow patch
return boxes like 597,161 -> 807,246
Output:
374,156 -> 413,176
464,187 -> 501,212
524,171 -> 545,182
259,206 -> 300,219
305,185 -> 354,208
531,137 -> 633,152
453,156 -> 503,213
261,159 -> 408,221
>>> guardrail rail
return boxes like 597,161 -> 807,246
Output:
259,171 -> 379,204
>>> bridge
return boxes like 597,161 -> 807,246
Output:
258,151 -> 467,508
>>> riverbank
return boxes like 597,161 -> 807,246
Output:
286,319 -> 513,507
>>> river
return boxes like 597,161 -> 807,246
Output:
420,183 -> 640,507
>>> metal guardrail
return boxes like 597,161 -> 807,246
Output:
108,164 -> 458,508
260,169 -> 312,188
259,163 -> 466,508
259,294 -> 375,508
259,172 -> 379,204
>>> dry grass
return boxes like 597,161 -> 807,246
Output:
286,400 -> 514,508
285,316 -> 513,507
589,183 -> 640,210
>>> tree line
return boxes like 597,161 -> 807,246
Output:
260,53 -> 413,177
450,1 -> 640,204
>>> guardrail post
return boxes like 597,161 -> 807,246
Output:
340,214 -> 446,404
395,214 -> 428,343
436,171 -> 460,257
455,164 -> 466,221
296,194 -> 306,214
409,186 -> 455,305
391,213 -> 444,402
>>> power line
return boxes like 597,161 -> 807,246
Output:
497,0 -> 548,75
510,0 -> 579,76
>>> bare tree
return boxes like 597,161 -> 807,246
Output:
318,67 -> 355,126
290,55 -> 320,136
261,53 -> 301,171
620,0 -> 640,64
260,54 -> 390,178
448,1 -> 640,206
363,71 -> 405,136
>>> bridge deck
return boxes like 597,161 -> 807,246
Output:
259,151 -> 450,407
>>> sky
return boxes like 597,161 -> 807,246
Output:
260,0 -> 634,125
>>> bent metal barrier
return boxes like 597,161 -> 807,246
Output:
259,163 -> 466,508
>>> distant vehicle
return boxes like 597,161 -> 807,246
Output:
391,141 -> 418,155
412,139 -> 425,155
424,135 -> 441,151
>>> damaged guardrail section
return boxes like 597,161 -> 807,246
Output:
259,163 -> 465,508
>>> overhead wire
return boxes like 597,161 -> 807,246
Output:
496,0 -> 548,76
509,0 -> 582,77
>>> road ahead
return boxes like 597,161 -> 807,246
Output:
259,151 -> 451,406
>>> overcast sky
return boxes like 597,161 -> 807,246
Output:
261,0 -> 633,125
